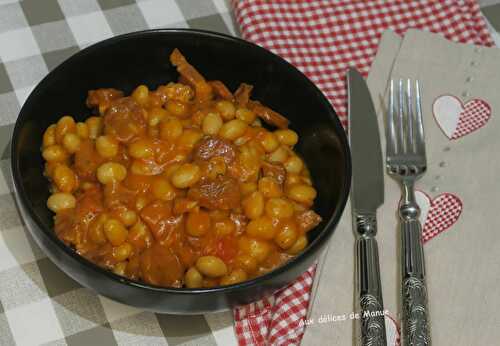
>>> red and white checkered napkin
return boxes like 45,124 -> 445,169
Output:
231,1 -> 493,345
232,0 -> 493,129
234,266 -> 316,346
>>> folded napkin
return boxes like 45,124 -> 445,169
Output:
231,1 -> 494,345
303,27 -> 500,346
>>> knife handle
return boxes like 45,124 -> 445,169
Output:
355,216 -> 387,346
399,203 -> 431,346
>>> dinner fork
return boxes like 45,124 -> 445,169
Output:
386,79 -> 431,346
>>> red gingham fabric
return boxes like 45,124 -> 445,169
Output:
452,99 -> 492,139
233,0 -> 494,129
231,1 -> 490,345
422,193 -> 463,243
267,266 -> 315,345
234,266 -> 316,346
234,295 -> 276,346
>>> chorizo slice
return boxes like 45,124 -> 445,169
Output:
193,136 -> 236,164
86,88 -> 124,114
188,175 -> 241,210
248,100 -> 289,129
234,83 -> 253,107
261,161 -> 286,184
103,97 -> 147,143
170,48 -> 212,101
140,244 -> 184,287
209,80 -> 233,100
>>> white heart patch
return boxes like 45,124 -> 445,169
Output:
415,190 -> 463,243
432,95 -> 491,139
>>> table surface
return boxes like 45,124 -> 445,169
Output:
1,1 -> 499,345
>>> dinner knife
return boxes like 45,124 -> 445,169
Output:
347,68 -> 387,346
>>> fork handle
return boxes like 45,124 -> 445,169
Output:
399,201 -> 431,345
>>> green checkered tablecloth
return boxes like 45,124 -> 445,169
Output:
0,1 -> 238,345
2,1 -> 500,345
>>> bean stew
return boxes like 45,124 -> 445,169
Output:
41,49 -> 322,288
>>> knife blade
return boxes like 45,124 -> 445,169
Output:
348,68 -> 384,213
347,68 -> 387,346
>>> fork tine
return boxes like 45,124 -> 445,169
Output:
415,80 -> 426,158
386,79 -> 397,156
406,79 -> 415,153
398,79 -> 406,153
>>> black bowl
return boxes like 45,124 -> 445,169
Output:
11,29 -> 351,314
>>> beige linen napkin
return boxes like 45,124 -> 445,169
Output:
303,29 -> 500,345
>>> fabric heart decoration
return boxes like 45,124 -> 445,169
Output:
415,190 -> 463,242
386,315 -> 401,346
432,95 -> 491,140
